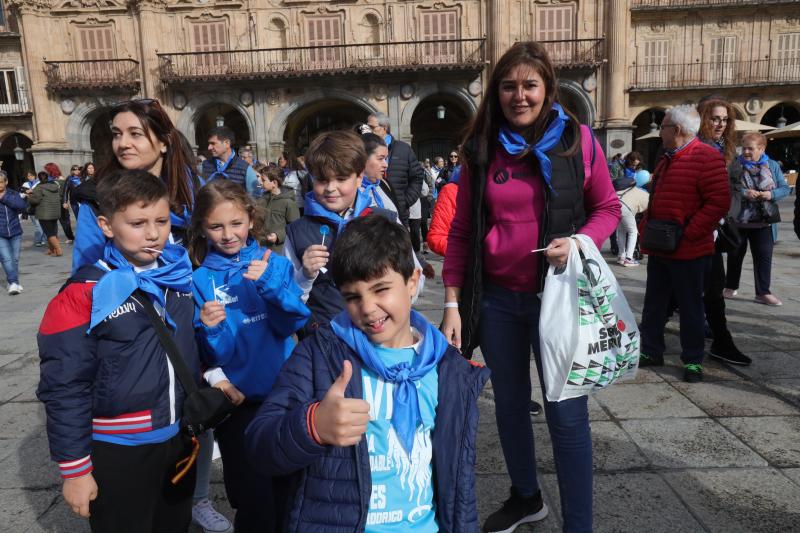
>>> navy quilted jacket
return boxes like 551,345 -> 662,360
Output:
245,326 -> 490,532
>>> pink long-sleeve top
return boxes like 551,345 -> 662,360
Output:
443,125 -> 621,293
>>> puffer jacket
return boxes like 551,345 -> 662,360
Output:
260,189 -> 300,253
27,180 -> 62,221
386,138 -> 425,222
245,326 -> 490,532
427,182 -> 458,256
0,189 -> 26,238
639,137 -> 730,260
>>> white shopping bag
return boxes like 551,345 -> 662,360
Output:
539,235 -> 640,402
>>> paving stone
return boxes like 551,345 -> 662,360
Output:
662,468 -> 800,533
782,468 -> 800,487
763,378 -> 800,407
0,435 -> 60,490
735,350 -> 800,380
620,419 -> 767,469
719,417 -> 800,467
590,421 -> 649,473
476,415 -> 555,475
0,402 -> 46,441
476,474 -> 561,533
594,382 -> 705,419
20,495 -> 89,533
653,357 -> 742,382
0,488 -> 60,532
671,380 -> 799,417
0,371 -> 39,404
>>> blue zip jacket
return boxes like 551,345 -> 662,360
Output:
245,326 -> 490,532
0,189 -> 26,238
37,264 -> 200,479
193,247 -> 310,402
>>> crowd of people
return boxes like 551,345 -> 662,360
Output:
0,39 -> 790,533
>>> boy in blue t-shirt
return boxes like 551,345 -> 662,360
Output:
246,215 -> 490,532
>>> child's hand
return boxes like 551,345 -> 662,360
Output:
244,249 -> 272,281
200,301 -> 226,328
214,380 -> 245,405
266,233 -> 278,244
63,473 -> 98,518
314,360 -> 370,447
302,244 -> 329,280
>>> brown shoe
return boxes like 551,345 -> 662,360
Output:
49,236 -> 63,257
755,294 -> 782,306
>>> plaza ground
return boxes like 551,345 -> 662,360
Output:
0,198 -> 798,532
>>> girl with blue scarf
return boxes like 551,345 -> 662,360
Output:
359,131 -> 399,213
187,179 -> 310,533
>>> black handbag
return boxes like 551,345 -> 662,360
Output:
716,216 -> 742,253
642,219 -> 684,252
136,290 -> 236,437
759,201 -> 781,224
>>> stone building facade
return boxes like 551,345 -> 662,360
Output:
0,0 -> 797,179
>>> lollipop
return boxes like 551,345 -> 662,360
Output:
319,225 -> 330,247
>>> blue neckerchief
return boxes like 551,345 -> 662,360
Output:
712,139 -> 725,155
208,151 -> 236,181
384,133 -> 393,149
738,154 -> 768,169
89,241 -> 192,331
201,238 -> 263,285
361,179 -> 384,208
497,103 -> 569,192
302,189 -> 373,233
47,175 -> 57,182
68,175 -> 81,187
624,167 -> 635,179
330,310 -> 449,453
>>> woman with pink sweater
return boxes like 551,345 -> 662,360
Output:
441,42 -> 620,533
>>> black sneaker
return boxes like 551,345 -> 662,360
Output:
529,400 -> 542,416
483,487 -> 548,533
638,352 -> 664,367
708,342 -> 752,366
683,363 -> 703,383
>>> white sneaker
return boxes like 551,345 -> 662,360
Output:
7,283 -> 22,295
192,499 -> 232,533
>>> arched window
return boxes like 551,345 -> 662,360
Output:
268,18 -> 288,61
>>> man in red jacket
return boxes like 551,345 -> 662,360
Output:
638,104 -> 731,383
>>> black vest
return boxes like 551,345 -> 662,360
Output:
285,207 -> 396,338
201,155 -> 250,188
458,126 -> 589,355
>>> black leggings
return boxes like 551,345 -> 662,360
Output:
38,219 -> 59,238
409,218 -> 422,252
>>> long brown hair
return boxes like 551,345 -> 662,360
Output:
186,180 -> 267,266
99,99 -> 195,214
697,98 -> 737,164
461,41 -> 581,166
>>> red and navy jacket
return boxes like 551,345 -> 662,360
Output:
36,264 -> 200,479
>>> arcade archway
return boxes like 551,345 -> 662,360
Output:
631,108 -> 666,171
283,99 -> 371,158
762,102 -> 800,168
410,93 -> 470,163
0,133 -> 33,189
89,108 -> 113,168
195,104 -> 251,156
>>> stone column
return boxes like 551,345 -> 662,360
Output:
600,0 -> 633,156
134,1 -> 161,98
487,0 -> 507,67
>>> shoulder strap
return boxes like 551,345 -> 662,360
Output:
135,289 -> 199,395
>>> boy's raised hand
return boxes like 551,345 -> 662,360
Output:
63,473 -> 98,518
314,360 -> 371,447
200,301 -> 226,328
244,249 -> 272,281
301,244 -> 329,280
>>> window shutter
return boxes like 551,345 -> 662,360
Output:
710,36 -> 736,84
642,39 -> 669,85
776,33 -> 800,81
420,11 -> 458,62
537,6 -> 575,63
192,21 -> 228,70
307,16 -> 342,66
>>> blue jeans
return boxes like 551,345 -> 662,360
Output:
30,216 -> 44,244
0,234 -> 22,285
480,283 -> 593,533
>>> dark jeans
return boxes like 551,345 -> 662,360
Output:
725,225 -> 774,296
409,218 -> 422,252
479,283 -> 592,533
420,197 -> 431,241
215,402 -> 281,533
89,433 -> 196,533
641,255 -> 710,364
59,206 -> 75,240
704,248 -> 733,346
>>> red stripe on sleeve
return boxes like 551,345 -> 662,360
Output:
39,283 -> 93,335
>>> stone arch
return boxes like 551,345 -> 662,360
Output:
64,98 -> 118,154
758,101 -> 800,127
176,93 -> 256,151
557,80 -> 595,126
398,83 -> 477,139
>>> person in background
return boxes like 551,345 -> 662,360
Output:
0,170 -> 27,295
286,152 -> 310,214
255,163 -> 300,254
724,132 -> 789,306
28,170 -> 63,256
240,147 -> 255,167
20,170 -> 45,247
63,164 -> 83,220
200,126 -> 259,198
358,132 -> 398,213
614,175 -> 649,267
44,163 -> 75,244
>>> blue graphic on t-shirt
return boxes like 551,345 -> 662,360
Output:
362,344 -> 439,532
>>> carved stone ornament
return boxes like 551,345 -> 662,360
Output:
468,78 -> 482,97
582,74 -> 597,93
400,84 -> 414,100
787,15 -> 799,25
60,98 -> 76,115
717,18 -> 733,29
172,91 -> 187,110
266,90 -> 280,106
53,0 -> 128,12
6,0 -> 53,13
650,22 -> 665,33
745,96 -> 763,116
372,84 -> 388,101
240,91 -> 253,107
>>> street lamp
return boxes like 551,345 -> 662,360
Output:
436,105 -> 446,120
13,136 -> 24,161
649,112 -> 658,133
777,106 -> 787,129
215,114 -> 225,128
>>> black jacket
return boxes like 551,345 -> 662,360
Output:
386,138 -> 425,223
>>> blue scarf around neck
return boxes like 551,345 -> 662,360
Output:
208,151 -> 237,181
330,309 -> 449,453
201,238 -> 263,284
497,103 -> 569,192
89,241 -> 193,331
738,153 -> 768,169
361,179 -> 384,209
302,189 -> 373,234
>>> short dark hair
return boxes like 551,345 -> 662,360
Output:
254,162 -> 284,187
331,215 -> 415,287
208,126 -> 235,145
97,169 -> 168,218
360,132 -> 386,156
305,130 -> 367,179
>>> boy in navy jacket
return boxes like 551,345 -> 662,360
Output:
37,169 -> 200,533
246,215 -> 490,532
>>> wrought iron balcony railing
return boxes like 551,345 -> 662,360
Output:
540,39 -> 605,69
44,59 -> 140,92
157,39 -> 486,83
0,89 -> 29,115
628,59 -> 800,90
631,0 -> 796,10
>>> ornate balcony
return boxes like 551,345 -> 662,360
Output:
631,0 -> 796,11
628,59 -> 800,91
540,39 -> 605,70
157,39 -> 486,84
44,59 -> 140,93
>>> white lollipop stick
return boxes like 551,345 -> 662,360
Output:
530,247 -> 549,253
142,247 -> 163,254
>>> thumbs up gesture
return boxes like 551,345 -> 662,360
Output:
314,360 -> 371,447
244,249 -> 272,281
